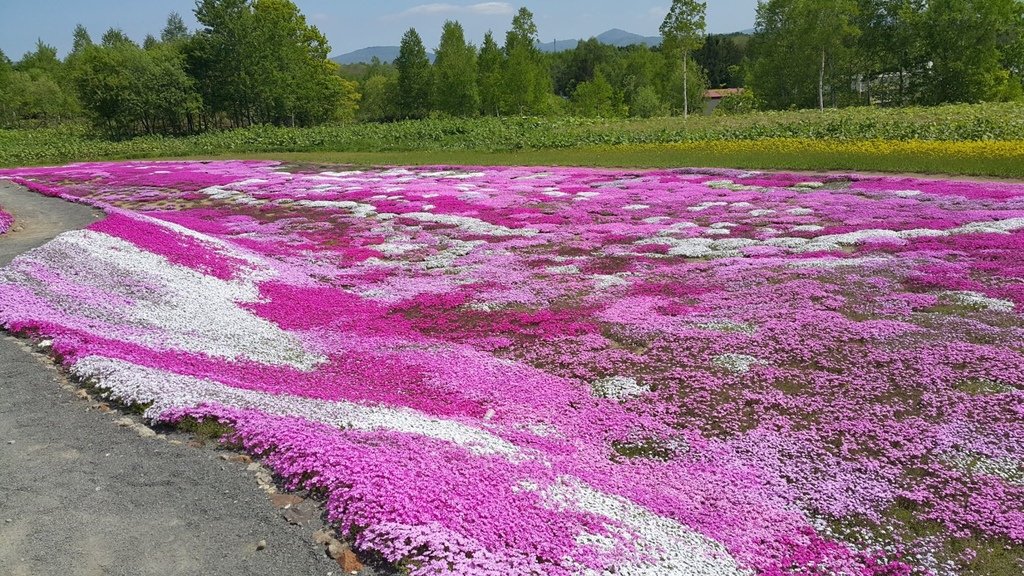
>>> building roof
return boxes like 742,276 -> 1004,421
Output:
705,88 -> 744,99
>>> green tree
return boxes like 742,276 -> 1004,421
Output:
598,45 -> 663,112
190,0 -> 346,127
660,0 -> 706,117
71,25 -> 94,54
694,34 -> 745,88
657,49 -> 708,115
0,50 -> 12,125
101,28 -> 136,48
1002,1 -> 1024,83
554,37 -> 618,97
855,0 -> 925,105
920,0 -> 1018,103
432,20 -> 479,116
501,8 -> 550,114
797,0 -> 860,110
358,73 -> 398,122
74,40 -> 200,135
15,40 -> 63,76
749,0 -> 860,110
395,27 -> 432,119
161,12 -> 190,43
477,31 -> 504,115
629,85 -> 667,118
570,72 -> 615,116
13,40 -> 76,123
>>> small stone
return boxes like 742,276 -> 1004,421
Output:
5,518 -> 12,523
186,440 -> 203,448
246,462 -> 261,472
116,417 -> 134,427
97,404 -> 111,413
135,426 -> 157,439
255,539 -> 267,551
37,339 -> 52,349
339,549 -> 363,574
282,501 -> 317,526
75,389 -> 89,399
327,540 -> 345,560
269,493 -> 304,509
312,529 -> 333,546
6,440 -> 14,445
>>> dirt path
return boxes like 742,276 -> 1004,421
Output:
0,180 -> 340,576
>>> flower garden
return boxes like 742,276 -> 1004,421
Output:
0,161 -> 1022,575
0,206 -> 12,235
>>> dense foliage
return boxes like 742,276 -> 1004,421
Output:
750,0 -> 1024,109
1,1 -> 356,137
1,102 -> 1021,169
1,0 -> 1023,137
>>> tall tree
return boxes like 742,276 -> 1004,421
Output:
15,40 -> 62,76
477,31 -> 503,115
920,0 -> 1018,103
71,25 -> 94,54
101,28 -> 136,48
432,20 -> 479,116
660,0 -> 706,117
554,37 -> 617,97
694,34 -> 745,88
796,0 -> 860,110
161,12 -> 190,43
395,27 -> 432,119
855,0 -> 925,105
190,0 -> 347,127
749,0 -> 860,110
501,8 -> 550,114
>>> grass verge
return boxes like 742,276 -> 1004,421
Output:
184,139 -> 1024,180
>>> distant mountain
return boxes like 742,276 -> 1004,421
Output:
535,38 -> 581,53
595,28 -> 662,47
331,46 -> 435,66
331,28 -> 752,63
535,28 -> 661,53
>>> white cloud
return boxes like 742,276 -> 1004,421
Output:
394,2 -> 514,18
648,5 -> 669,20
467,2 -> 515,15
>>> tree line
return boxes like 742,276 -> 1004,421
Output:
353,6 -> 712,122
750,0 -> 1024,109
0,0 -> 358,136
0,0 -> 1021,137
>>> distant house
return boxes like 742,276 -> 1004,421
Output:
704,88 -> 744,115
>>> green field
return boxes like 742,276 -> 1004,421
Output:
3,102 -> 1023,178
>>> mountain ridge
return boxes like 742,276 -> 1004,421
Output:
331,28 -> 751,65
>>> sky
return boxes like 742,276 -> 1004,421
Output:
0,1 -> 760,60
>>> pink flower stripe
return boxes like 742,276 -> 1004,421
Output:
1,161 -> 1022,575
0,206 -> 12,234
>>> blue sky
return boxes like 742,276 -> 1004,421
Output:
0,1 -> 759,60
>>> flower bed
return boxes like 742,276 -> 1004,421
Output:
1,161 -> 1022,575
0,207 -> 11,234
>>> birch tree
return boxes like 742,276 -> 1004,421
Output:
660,0 -> 706,117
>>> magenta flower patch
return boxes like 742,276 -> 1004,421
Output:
0,206 -> 11,234
1,162 -> 1023,575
